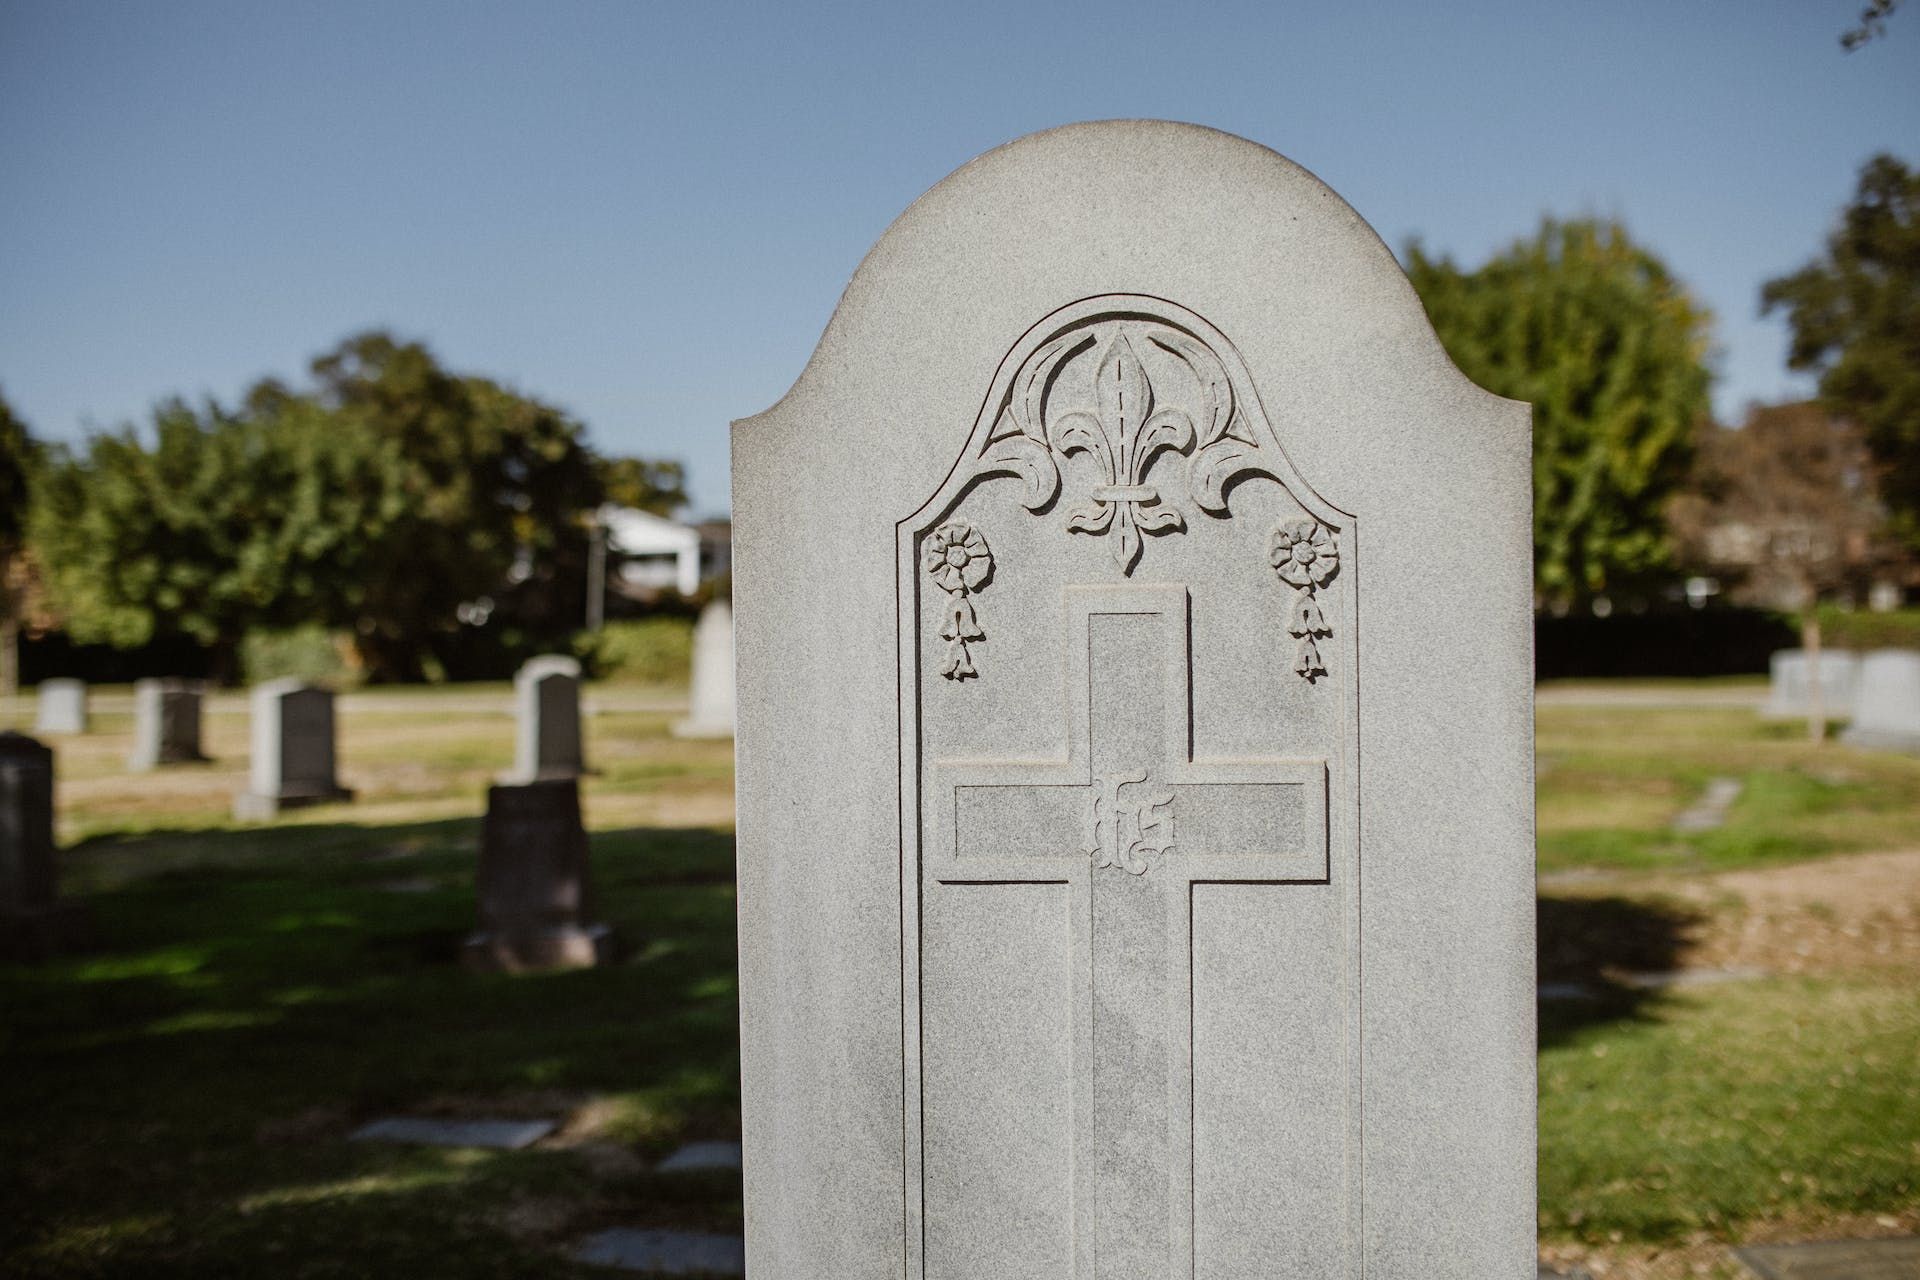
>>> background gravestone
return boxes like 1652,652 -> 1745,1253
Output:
511,655 -> 585,781
1,732 -> 85,960
463,777 -> 612,971
732,122 -> 1535,1277
1762,649 -> 1860,720
674,599 -> 735,739
1839,649 -> 1920,751
126,679 -> 208,770
233,680 -> 353,820
33,679 -> 89,736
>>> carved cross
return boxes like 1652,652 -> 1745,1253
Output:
927,584 -> 1327,1276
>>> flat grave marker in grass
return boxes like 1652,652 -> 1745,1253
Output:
1671,776 -> 1744,833
656,1140 -> 742,1173
1734,1236 -> 1920,1279
350,1116 -> 558,1150
572,1228 -> 745,1275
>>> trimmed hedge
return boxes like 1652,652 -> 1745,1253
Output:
1535,607 -> 1797,679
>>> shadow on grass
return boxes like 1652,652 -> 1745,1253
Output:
1538,893 -> 1705,1050
2,818 -> 742,1277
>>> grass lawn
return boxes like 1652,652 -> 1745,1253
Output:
3,684 -> 1917,1278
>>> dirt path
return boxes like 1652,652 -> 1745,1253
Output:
1672,848 -> 1920,975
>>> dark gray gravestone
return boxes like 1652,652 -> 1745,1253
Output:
127,679 -> 209,770
511,655 -> 585,781
463,778 -> 612,971
1,732 -> 85,960
1736,1237 -> 1920,1280
233,680 -> 353,820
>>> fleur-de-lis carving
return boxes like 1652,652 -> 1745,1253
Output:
970,313 -> 1271,576
1051,333 -> 1192,573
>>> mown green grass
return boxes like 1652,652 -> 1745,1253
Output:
1540,978 -> 1920,1243
5,685 -> 1917,1273
1,820 -> 741,1279
1537,705 -> 1920,873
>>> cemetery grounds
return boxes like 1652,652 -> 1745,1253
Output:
0,681 -> 1916,1279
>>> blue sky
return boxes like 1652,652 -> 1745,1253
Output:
3,1 -> 1916,515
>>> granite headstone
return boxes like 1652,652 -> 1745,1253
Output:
1,732 -> 84,960
511,655 -> 585,781
731,122 -> 1536,1277
33,679 -> 88,735
233,680 -> 353,819
1762,649 -> 1860,720
463,777 -> 611,971
1839,649 -> 1920,751
673,600 -> 735,739
127,679 -> 208,770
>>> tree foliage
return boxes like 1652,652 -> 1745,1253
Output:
1,389 -> 37,695
1762,154 -> 1920,548
27,333 -> 675,682
1,389 -> 31,548
1408,218 -> 1714,604
1670,401 -> 1892,607
596,455 -> 688,515
29,400 -> 308,675
1841,0 -> 1902,49
1670,400 -> 1898,739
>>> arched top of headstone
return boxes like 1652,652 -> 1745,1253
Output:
739,120 -> 1524,504
517,654 -> 582,684
0,730 -> 52,763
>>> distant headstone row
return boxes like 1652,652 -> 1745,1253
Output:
1766,646 -> 1920,751
1763,649 -> 1860,719
1840,650 -> 1920,751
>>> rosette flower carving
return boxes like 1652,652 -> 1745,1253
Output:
1270,519 -> 1338,681
923,522 -> 993,679
1269,520 -> 1339,589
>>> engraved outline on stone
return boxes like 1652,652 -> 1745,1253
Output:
1083,767 -> 1177,875
969,304 -> 1323,575
1271,518 -> 1339,680
921,521 -> 992,679
895,296 -> 1363,1279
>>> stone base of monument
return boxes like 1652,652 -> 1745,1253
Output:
1,902 -> 92,963
464,777 -> 616,973
231,784 -> 356,822
461,921 -> 615,973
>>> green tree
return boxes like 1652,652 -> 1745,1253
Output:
1408,218 -> 1715,605
1762,154 -> 1920,548
290,332 -> 604,681
29,399 -> 296,680
596,455 -> 687,515
1,389 -> 36,698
